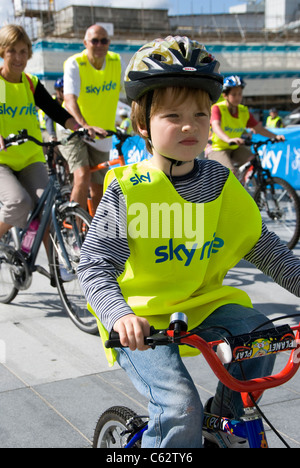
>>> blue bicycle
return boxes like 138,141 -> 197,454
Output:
93,312 -> 300,448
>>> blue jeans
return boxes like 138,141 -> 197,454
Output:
116,304 -> 276,448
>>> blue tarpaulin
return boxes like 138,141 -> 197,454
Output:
251,128 -> 300,190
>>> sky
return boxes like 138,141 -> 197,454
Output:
0,0 -> 250,26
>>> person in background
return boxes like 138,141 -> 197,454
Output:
44,77 -> 65,141
266,107 -> 284,128
0,24 -> 78,245
208,75 -> 285,175
58,24 -> 123,211
119,108 -> 133,135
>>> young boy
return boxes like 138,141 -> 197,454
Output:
78,37 -> 300,448
208,75 -> 285,175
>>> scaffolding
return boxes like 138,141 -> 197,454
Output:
12,0 -> 56,38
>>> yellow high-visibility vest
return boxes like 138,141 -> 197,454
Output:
89,160 -> 262,366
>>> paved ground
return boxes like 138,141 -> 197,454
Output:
0,244 -> 299,448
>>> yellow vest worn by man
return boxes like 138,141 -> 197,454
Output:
67,49 -> 121,131
0,73 -> 45,171
89,160 -> 262,366
211,101 -> 250,152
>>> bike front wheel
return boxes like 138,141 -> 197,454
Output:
93,406 -> 143,448
254,176 -> 300,249
50,205 -> 98,334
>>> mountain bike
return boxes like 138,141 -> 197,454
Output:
0,128 -> 96,334
93,312 -> 300,448
239,138 -> 300,250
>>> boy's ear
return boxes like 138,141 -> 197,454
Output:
137,124 -> 149,138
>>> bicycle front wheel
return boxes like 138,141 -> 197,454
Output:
50,205 -> 98,334
93,406 -> 143,448
254,177 -> 300,249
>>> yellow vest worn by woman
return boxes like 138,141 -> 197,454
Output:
89,160 -> 262,365
69,49 -> 121,130
0,73 -> 45,171
211,101 -> 250,152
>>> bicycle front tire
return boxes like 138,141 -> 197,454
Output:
93,406 -> 143,448
254,176 -> 300,249
50,205 -> 98,334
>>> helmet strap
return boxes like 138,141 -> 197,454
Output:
145,90 -> 154,144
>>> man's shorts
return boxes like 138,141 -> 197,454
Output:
59,135 -> 109,184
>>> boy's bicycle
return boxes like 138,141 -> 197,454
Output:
93,312 -> 300,448
239,138 -> 300,250
0,129 -> 96,334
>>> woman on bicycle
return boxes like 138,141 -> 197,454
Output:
208,75 -> 285,175
79,37 -> 300,448
0,25 -> 78,241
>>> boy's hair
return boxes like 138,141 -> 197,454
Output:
132,87 -> 211,153
0,24 -> 32,59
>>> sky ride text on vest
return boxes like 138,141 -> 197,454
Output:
85,80 -> 118,96
0,103 -> 37,118
155,235 -> 225,267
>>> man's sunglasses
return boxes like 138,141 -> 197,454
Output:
90,38 -> 110,45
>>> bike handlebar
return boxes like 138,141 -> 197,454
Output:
1,128 -> 91,150
243,137 -> 278,148
105,314 -> 300,396
2,127 -> 132,152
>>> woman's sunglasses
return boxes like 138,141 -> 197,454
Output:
90,38 -> 110,46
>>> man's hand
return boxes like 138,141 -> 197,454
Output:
113,314 -> 151,351
82,124 -> 108,140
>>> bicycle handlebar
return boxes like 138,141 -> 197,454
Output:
1,128 -> 91,150
2,127 -> 132,152
105,313 -> 300,395
243,137 -> 278,148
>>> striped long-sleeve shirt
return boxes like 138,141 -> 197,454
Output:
78,159 -> 300,333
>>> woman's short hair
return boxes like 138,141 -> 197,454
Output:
0,24 -> 32,59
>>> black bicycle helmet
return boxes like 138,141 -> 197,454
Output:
125,36 -> 223,104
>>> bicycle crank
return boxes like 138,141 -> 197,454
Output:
0,245 -> 32,290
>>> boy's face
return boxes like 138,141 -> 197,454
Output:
224,86 -> 243,107
146,88 -> 210,163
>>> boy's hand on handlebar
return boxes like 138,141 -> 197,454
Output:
113,314 -> 151,351
0,135 -> 6,151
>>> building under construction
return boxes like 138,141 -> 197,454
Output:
10,0 -> 300,111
